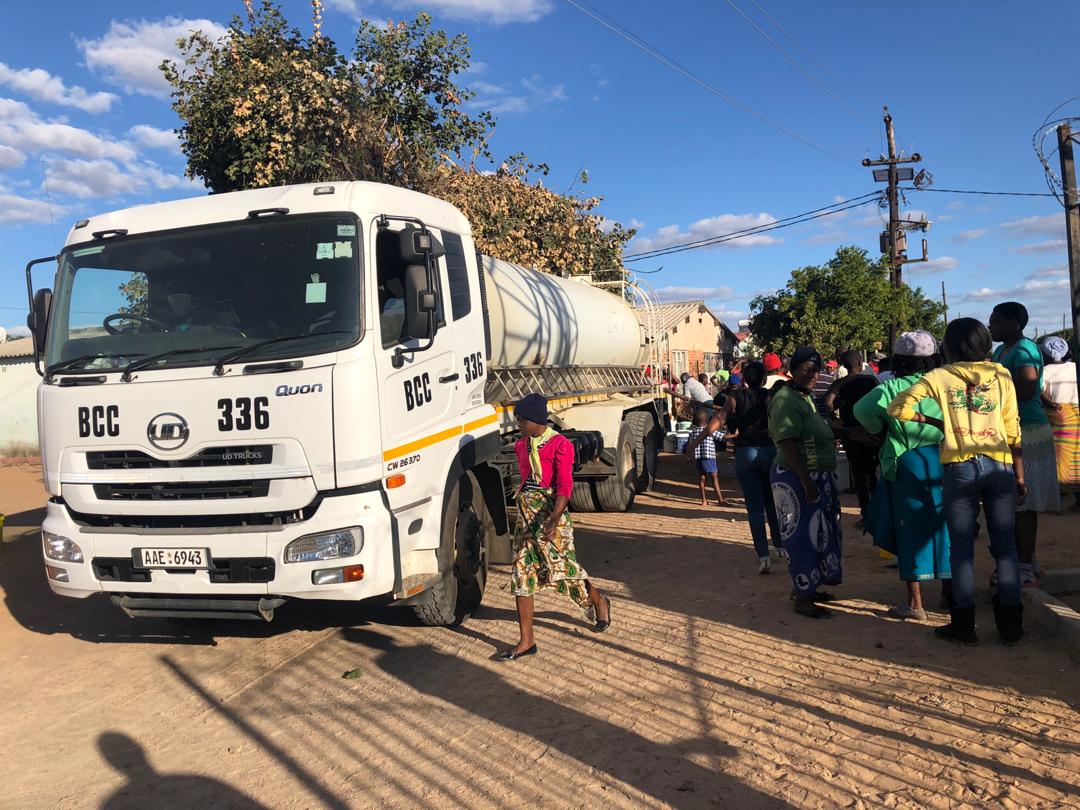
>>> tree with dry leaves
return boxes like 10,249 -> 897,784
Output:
163,1 -> 633,278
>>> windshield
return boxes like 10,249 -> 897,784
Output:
46,213 -> 362,372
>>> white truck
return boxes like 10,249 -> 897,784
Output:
23,181 -> 665,624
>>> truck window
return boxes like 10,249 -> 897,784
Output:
375,228 -> 444,348
442,231 -> 471,320
47,215 -> 361,369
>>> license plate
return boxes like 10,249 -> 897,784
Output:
135,547 -> 210,569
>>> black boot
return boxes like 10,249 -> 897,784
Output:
934,606 -> 978,646
993,594 -> 1023,646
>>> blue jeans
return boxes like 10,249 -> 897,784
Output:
734,445 -> 780,558
942,455 -> 1021,609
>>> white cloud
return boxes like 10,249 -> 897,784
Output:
803,230 -> 848,246
948,201 -> 964,210
467,74 -> 566,114
326,0 -> 362,15
79,17 -> 229,97
631,212 -> 782,254
0,62 -> 117,114
389,0 -> 553,24
43,157 -> 194,200
1000,214 -> 1062,238
128,124 -> 178,150
952,228 -> 987,243
627,218 -> 646,230
0,97 -> 135,162
0,192 -> 65,225
906,255 -> 958,275
962,276 -> 1069,304
0,143 -> 25,170
2,325 -> 30,338
1030,264 -> 1067,278
654,286 -> 734,303
1008,239 -> 1066,255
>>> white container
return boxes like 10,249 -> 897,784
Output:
483,255 -> 646,368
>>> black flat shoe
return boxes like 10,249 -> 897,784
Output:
495,644 -> 537,661
594,596 -> 612,633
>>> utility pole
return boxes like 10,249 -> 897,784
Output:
863,108 -> 928,348
941,281 -> 948,325
1057,122 -> 1080,390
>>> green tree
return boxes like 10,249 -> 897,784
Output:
748,246 -> 945,356
162,1 -> 633,277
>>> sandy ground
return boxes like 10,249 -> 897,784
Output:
2,456 -> 1080,809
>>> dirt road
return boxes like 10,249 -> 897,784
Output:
2,457 -> 1079,809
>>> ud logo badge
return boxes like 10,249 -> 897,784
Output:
147,412 -> 189,451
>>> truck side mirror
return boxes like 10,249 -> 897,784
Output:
404,265 -> 436,341
27,287 -> 52,356
398,225 -> 445,263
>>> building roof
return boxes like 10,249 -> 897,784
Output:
643,300 -> 738,339
0,338 -> 34,359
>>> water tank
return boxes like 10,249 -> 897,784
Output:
482,255 -> 645,369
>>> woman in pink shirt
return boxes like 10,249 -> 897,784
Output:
500,394 -> 612,661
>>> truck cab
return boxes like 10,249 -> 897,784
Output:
28,182 -> 502,623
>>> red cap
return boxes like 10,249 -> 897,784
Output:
763,353 -> 782,373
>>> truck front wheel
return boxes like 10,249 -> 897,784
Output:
412,473 -> 491,627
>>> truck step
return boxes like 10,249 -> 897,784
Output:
110,595 -> 286,622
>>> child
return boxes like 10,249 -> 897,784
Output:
887,318 -> 1024,646
687,407 -> 726,506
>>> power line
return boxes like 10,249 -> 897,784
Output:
900,186 -> 1056,198
746,0 -> 877,116
561,0 -> 853,166
721,0 -> 878,133
624,192 -> 882,261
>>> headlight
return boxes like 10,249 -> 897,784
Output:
284,527 -> 362,563
43,531 -> 84,563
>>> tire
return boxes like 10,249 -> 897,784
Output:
594,421 -> 637,512
624,411 -> 658,492
569,479 -> 600,512
412,473 -> 491,626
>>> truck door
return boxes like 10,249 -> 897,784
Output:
372,222 -> 462,508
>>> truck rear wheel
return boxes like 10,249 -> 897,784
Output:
594,421 -> 637,512
624,411 -> 658,492
412,473 -> 491,627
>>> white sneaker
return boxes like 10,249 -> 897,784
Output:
758,557 -> 771,575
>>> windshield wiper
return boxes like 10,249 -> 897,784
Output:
212,332 -> 351,376
45,353 -> 138,383
121,345 -> 239,382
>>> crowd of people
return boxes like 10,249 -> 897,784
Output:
497,302 -> 1075,658
670,301 -> 1079,644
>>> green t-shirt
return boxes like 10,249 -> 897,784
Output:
853,374 -> 944,481
993,338 -> 1047,426
768,384 -> 837,472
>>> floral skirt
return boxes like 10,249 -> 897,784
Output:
510,488 -> 593,617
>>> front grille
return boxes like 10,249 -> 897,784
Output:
92,556 -> 275,583
87,445 -> 273,470
93,480 -> 272,502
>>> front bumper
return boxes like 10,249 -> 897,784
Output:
40,487 -> 395,602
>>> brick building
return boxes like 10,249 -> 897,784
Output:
646,300 -> 740,378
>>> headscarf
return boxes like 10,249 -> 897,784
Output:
763,353 -> 782,373
712,369 -> 730,384
894,330 -> 938,357
1040,335 -> 1069,363
729,373 -> 742,387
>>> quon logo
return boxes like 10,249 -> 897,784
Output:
276,383 -> 324,397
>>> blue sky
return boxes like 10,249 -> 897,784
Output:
2,0 -> 1079,340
